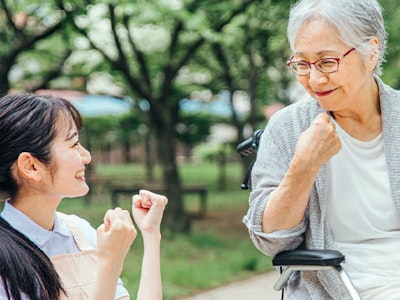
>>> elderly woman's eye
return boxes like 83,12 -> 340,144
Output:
319,59 -> 336,67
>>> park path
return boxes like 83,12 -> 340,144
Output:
177,271 -> 282,300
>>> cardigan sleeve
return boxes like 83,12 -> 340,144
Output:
242,102 -> 314,256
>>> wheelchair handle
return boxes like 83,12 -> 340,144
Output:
236,129 -> 263,189
236,129 -> 263,157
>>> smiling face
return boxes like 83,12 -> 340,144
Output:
293,19 -> 378,113
43,113 -> 92,199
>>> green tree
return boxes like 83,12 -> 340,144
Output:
176,111 -> 221,161
81,114 -> 120,155
380,0 -> 400,89
0,0 -> 84,94
183,0 -> 292,184
197,0 -> 292,143
70,0 -> 260,233
117,109 -> 145,164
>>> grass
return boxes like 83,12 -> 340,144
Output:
2,162 -> 274,299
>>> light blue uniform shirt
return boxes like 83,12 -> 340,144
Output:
0,200 -> 129,299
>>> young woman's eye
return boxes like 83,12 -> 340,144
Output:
73,141 -> 80,147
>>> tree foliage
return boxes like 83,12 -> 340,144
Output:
176,112 -> 216,146
188,0 -> 293,143
380,0 -> 400,89
66,0 -> 261,233
0,0 -> 87,94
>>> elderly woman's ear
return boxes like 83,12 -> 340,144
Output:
367,37 -> 380,71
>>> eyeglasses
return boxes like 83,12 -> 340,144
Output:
287,48 -> 356,76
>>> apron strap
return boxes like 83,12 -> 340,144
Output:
57,212 -> 94,251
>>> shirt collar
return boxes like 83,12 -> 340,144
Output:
0,200 -> 71,246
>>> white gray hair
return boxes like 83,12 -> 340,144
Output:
287,0 -> 387,75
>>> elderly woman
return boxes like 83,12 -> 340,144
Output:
243,0 -> 400,299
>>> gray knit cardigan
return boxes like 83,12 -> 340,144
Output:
243,76 -> 400,299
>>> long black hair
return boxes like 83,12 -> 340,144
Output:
0,93 -> 83,299
0,217 -> 66,300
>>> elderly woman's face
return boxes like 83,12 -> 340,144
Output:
293,19 -> 374,112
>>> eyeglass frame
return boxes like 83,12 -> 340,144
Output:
287,48 -> 356,76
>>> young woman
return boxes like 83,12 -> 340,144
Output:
0,93 -> 167,299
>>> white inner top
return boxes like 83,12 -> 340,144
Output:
326,118 -> 400,299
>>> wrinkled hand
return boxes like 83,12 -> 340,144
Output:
132,190 -> 168,235
293,113 -> 341,172
96,208 -> 137,274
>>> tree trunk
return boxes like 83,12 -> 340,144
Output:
144,117 -> 155,183
217,147 -> 227,191
123,138 -> 131,163
144,133 -> 155,182
154,118 -> 190,233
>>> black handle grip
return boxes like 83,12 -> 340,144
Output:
237,129 -> 264,189
236,129 -> 263,157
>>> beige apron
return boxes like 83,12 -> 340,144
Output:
51,213 -> 129,300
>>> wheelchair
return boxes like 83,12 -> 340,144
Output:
237,130 -> 362,300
